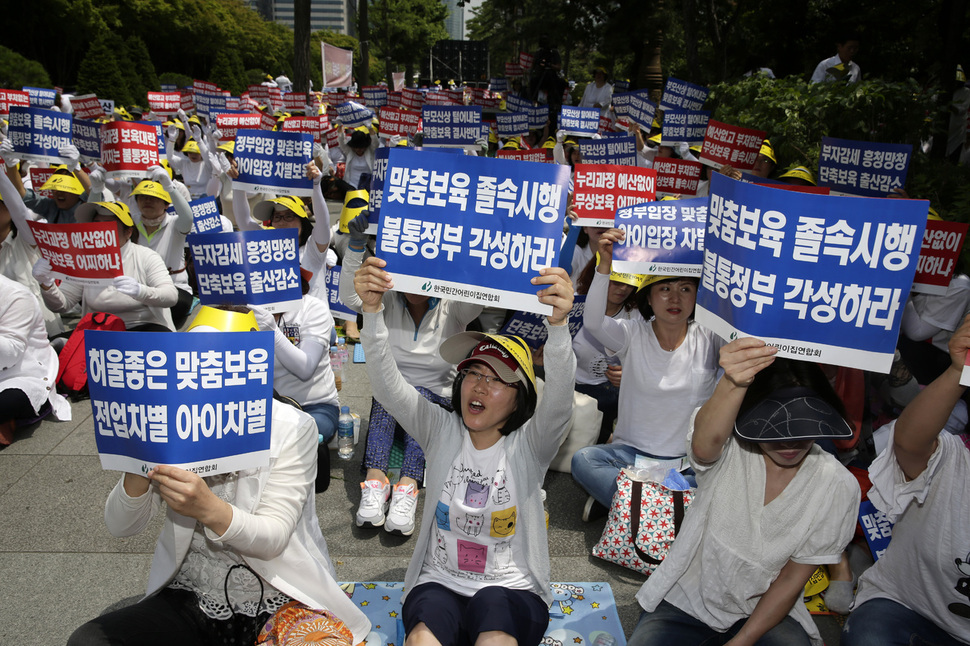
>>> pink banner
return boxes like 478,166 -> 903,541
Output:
573,164 -> 657,227
913,219 -> 969,295
147,91 -> 180,117
70,94 -> 104,120
519,52 -> 534,71
387,91 -> 403,109
697,119 -> 766,170
392,72 -> 405,92
654,157 -> 703,196
378,107 -> 421,138
322,42 -> 354,88
283,92 -> 306,112
101,121 -> 160,180
325,127 -> 339,149
28,221 -> 122,285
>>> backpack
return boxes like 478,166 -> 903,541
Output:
56,312 -> 126,399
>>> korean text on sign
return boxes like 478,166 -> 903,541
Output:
612,197 -> 708,276
655,157 -> 703,196
27,221 -> 123,286
818,136 -> 912,198
697,119 -> 766,171
421,106 -> 483,147
189,197 -> 224,234
558,106 -> 599,137
7,106 -> 73,165
572,163 -> 657,228
87,330 -> 275,476
695,173 -> 928,373
659,78 -> 709,112
377,148 -> 570,314
232,129 -> 313,197
661,110 -> 711,146
912,219 -> 968,295
188,228 -> 303,313
325,265 -> 358,322
578,136 -> 637,166
501,296 -> 587,349
101,121 -> 160,180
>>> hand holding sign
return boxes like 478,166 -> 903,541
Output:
354,256 -> 394,312
719,337 -> 778,389
32,256 -> 54,288
149,464 -> 233,534
533,266 -> 574,326
596,228 -> 625,273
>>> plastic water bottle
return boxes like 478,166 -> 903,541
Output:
337,406 -> 354,460
330,344 -> 342,391
337,336 -> 349,367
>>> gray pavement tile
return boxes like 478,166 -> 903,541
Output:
1,400 -> 92,456
0,454 -> 160,553
0,453 -> 43,496
0,552 -> 151,645
49,410 -> 99,456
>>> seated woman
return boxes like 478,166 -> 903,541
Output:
0,274 -> 71,444
629,338 -> 861,646
842,314 -> 970,646
67,306 -> 370,646
571,228 -> 722,519
34,201 -> 178,332
355,257 -> 576,646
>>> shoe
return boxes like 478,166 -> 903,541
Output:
384,483 -> 418,536
356,479 -> 391,528
582,495 -> 609,523
822,572 -> 858,615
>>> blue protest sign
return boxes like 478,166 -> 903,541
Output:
232,129 -> 313,196
325,265 -> 358,322
7,106 -> 72,164
614,80 -> 630,93
87,330 -> 274,476
421,106 -> 483,147
625,90 -> 657,131
336,101 -> 375,128
378,148 -> 570,314
195,90 -> 227,118
137,120 -> 167,157
528,105 -> 549,130
188,228 -> 303,313
818,136 -> 912,198
501,296 -> 587,349
362,86 -> 388,108
578,135 -> 637,166
496,111 -> 529,138
859,500 -> 894,561
24,86 -> 56,107
612,197 -> 707,276
558,106 -> 599,137
367,147 -> 390,235
490,78 -> 509,93
695,174 -> 928,372
612,92 -> 631,117
506,93 -> 531,113
188,196 -> 223,234
72,118 -> 102,161
160,83 -> 178,92
659,78 -> 709,112
661,110 -> 710,145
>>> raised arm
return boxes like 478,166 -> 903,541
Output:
692,337 -> 777,464
894,313 -> 970,480
581,228 -> 629,351
0,160 -> 41,246
307,162 -> 331,253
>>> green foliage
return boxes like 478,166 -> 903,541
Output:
159,72 -> 193,89
210,50 -> 247,95
76,30 -> 133,105
124,36 -> 160,105
370,0 -> 448,83
0,46 -> 52,88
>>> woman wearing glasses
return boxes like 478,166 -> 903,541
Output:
355,256 -> 576,646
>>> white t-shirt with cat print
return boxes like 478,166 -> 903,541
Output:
418,434 -> 531,596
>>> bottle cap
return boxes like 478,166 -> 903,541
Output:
341,405 -> 350,413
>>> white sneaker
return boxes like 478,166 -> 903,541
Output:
356,479 -> 391,528
384,483 -> 418,536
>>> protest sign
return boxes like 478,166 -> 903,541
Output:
72,118 -> 102,161
623,90 -> 657,131
467,87 -> 485,107
612,197 -> 707,276
283,91 -> 306,112
392,72 -> 405,91
421,106 -> 482,148
655,157 -> 704,196
160,83 -> 177,92
506,63 -> 523,79
505,94 -> 530,114
259,111 -> 278,131
387,91 -> 402,109
558,106 -> 600,137
325,265 -> 358,322
497,149 -> 550,163
659,78 -> 709,112
7,106 -> 72,164
280,115 -> 325,143
696,174 -> 927,373
87,330 -> 274,476
661,110 -> 710,145
188,196 -> 224,234
100,99 -> 116,116
232,130 -> 313,196
147,91 -> 180,116
425,91 -> 458,106
179,90 -> 194,112
27,221 -> 123,285
29,168 -> 55,198
482,94 -> 501,110
858,500 -> 894,562
324,126 -> 340,149
362,85 -> 388,108
818,136 -> 912,198
490,78 -> 509,94
248,84 -> 269,106
613,80 -> 630,92
0,89 -> 29,115
137,120 -> 167,159
573,164 -> 657,227
578,136 -> 637,166
912,219 -> 968,295
378,148 -> 570,313
216,113 -> 263,141
322,42 -> 353,87
101,121 -> 159,180
528,105 -> 549,130
611,92 -> 631,118
336,101 -> 374,128
519,52 -> 534,70
697,119 -> 766,170
379,107 -> 422,138
188,228 -> 303,313
501,296 -> 587,349
24,86 -> 56,108
71,94 -> 104,120
496,111 -> 529,138
367,147 -> 390,235
195,90 -> 229,119
402,88 -> 425,111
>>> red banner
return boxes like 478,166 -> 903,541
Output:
179,90 -> 194,112
913,219 -> 969,295
505,63 -> 523,79
147,91 -> 180,117
216,113 -> 263,141
401,88 -> 424,111
280,115 -> 324,143
519,52 -> 534,71
260,112 -> 278,131
378,107 -> 422,138
654,157 -> 703,196
387,91 -> 403,109
29,167 -> 56,197
324,127 -> 339,149
28,221 -> 123,285
101,121 -> 160,180
283,92 -> 307,112
698,119 -> 766,170
573,164 -> 657,227
70,94 -> 104,120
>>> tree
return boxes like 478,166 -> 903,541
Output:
294,0 -> 312,92
210,50 -> 246,95
76,30 -> 133,105
0,46 -> 51,89
358,0 -> 370,86
370,0 -> 448,85
124,36 -> 159,105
